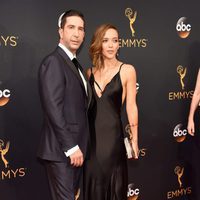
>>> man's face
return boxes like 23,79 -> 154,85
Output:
59,16 -> 85,54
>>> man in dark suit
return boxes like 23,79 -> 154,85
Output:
37,10 -> 92,200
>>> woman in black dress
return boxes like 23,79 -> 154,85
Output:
84,24 -> 139,200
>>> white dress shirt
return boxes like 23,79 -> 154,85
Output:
58,43 -> 87,94
58,43 -> 87,157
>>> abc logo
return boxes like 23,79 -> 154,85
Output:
173,124 -> 187,142
176,22 -> 191,32
0,89 -> 10,98
127,188 -> 139,197
176,17 -> 191,38
127,183 -> 139,199
0,89 -> 11,106
173,128 -> 187,137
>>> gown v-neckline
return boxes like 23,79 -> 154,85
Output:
91,63 -> 124,99
93,72 -> 120,99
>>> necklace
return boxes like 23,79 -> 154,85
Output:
98,60 -> 119,93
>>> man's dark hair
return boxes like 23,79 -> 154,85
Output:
60,9 -> 85,29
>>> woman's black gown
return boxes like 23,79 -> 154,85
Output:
84,64 -> 128,200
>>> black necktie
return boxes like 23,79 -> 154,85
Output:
72,57 -> 88,95
72,58 -> 83,72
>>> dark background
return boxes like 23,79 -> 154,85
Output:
0,0 -> 200,199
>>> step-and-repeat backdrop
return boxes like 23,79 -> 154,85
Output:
0,0 -> 200,199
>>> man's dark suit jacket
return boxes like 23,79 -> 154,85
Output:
37,46 -> 92,163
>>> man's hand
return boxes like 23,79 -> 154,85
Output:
69,149 -> 84,167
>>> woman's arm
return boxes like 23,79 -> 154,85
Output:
124,64 -> 139,158
188,69 -> 200,135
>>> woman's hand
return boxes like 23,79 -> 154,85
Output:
131,140 -> 139,159
187,119 -> 195,136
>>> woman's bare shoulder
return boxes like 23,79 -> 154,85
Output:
121,63 -> 136,76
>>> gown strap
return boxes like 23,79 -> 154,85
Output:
118,63 -> 124,72
90,67 -> 103,93
94,80 -> 103,93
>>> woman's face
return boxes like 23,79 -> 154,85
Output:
101,28 -> 119,60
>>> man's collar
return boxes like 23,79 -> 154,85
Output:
58,43 -> 76,60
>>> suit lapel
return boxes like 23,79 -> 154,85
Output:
56,47 -> 86,91
87,81 -> 92,109
79,69 -> 92,107
56,47 -> 92,106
